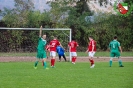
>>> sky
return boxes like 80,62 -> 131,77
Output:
0,0 -> 118,12
0,0 -> 50,11
0,0 -> 15,10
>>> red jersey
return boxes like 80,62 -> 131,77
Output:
49,39 -> 60,51
88,40 -> 96,52
68,41 -> 78,52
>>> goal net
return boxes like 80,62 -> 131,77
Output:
0,28 -> 72,61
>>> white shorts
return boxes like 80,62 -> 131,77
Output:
71,52 -> 77,56
88,52 -> 95,57
50,51 -> 56,57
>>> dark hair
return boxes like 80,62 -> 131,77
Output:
89,36 -> 93,39
114,36 -> 117,39
72,37 -> 75,40
54,36 -> 57,39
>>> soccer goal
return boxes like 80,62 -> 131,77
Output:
0,27 -> 72,61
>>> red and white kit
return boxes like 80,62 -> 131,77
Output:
49,39 -> 60,57
88,40 -> 96,57
68,40 -> 78,56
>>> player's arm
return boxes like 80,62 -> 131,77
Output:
119,46 -> 122,53
85,49 -> 88,53
76,42 -> 79,47
118,42 -> 122,53
39,26 -> 42,37
91,41 -> 95,52
59,42 -> 64,49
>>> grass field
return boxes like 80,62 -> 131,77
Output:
0,51 -> 133,57
0,62 -> 133,88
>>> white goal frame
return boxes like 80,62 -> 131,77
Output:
0,27 -> 72,61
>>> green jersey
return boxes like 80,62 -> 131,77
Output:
37,37 -> 47,51
109,40 -> 120,52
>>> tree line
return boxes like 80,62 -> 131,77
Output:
0,0 -> 133,52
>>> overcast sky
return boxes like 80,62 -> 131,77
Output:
0,0 -> 50,11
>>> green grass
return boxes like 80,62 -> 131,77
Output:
0,51 -> 133,57
0,62 -> 133,88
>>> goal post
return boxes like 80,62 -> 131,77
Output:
0,27 -> 72,61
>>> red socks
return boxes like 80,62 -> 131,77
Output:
72,57 -> 74,63
72,57 -> 77,63
51,59 -> 55,66
89,59 -> 94,66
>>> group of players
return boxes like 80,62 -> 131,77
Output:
34,26 -> 124,69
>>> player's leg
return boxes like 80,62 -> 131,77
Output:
72,52 -> 77,64
88,52 -> 95,68
50,51 -> 56,67
34,59 -> 39,69
59,54 -> 61,62
116,52 -> 124,67
71,52 -> 74,63
73,52 -> 77,63
71,52 -> 74,64
42,51 -> 49,69
109,52 -> 115,67
34,51 -> 41,69
62,54 -> 67,61
109,57 -> 113,67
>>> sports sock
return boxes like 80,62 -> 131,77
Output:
118,60 -> 122,66
51,59 -> 53,66
53,59 -> 55,66
74,57 -> 76,62
89,59 -> 92,66
44,62 -> 47,68
91,59 -> 94,66
89,59 -> 94,66
72,57 -> 74,62
34,61 -> 39,67
109,60 -> 112,67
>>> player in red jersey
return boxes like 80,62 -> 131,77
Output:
49,36 -> 61,67
86,36 -> 96,68
68,38 -> 79,64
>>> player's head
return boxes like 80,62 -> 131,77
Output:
114,36 -> 117,40
89,36 -> 93,41
53,36 -> 57,39
42,35 -> 46,39
72,37 -> 75,41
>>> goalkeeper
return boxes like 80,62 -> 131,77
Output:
56,45 -> 67,62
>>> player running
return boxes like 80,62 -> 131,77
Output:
109,36 -> 124,67
68,38 -> 79,64
49,36 -> 62,67
86,36 -> 96,68
34,26 -> 49,69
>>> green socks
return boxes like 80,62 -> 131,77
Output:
109,60 -> 112,67
34,61 -> 39,67
44,62 -> 47,68
118,60 -> 122,66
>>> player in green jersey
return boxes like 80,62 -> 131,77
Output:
34,26 -> 49,69
109,36 -> 124,67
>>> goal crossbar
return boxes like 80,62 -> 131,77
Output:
0,27 -> 72,61
0,28 -> 71,31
